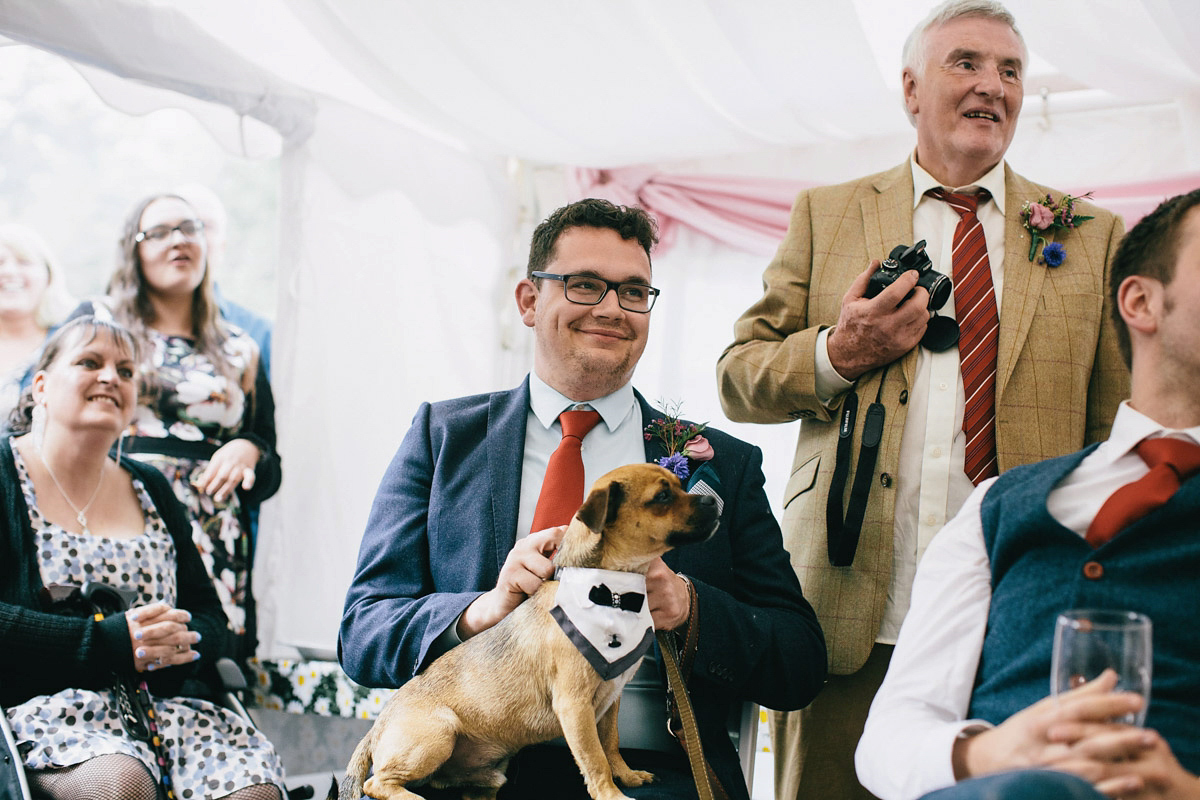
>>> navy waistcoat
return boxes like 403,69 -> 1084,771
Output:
968,445 -> 1200,773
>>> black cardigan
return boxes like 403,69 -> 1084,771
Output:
0,442 -> 229,707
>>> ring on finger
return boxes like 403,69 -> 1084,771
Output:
175,644 -> 185,653
155,656 -> 164,666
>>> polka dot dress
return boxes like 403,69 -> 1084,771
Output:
4,441 -> 285,798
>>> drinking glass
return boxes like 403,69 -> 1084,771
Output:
1051,609 -> 1152,725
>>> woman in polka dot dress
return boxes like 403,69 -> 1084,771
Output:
0,317 -> 283,800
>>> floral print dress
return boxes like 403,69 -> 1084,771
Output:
128,329 -> 261,650
4,441 -> 285,798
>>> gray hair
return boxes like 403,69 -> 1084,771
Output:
901,0 -> 1027,123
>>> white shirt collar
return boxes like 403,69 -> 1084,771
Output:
910,154 -> 1007,215
528,372 -> 637,434
1096,400 -> 1200,465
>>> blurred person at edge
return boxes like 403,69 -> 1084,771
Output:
715,1 -> 1127,797
74,193 -> 280,665
0,223 -> 74,418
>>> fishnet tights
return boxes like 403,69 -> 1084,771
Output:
28,754 -> 158,800
27,754 -> 284,800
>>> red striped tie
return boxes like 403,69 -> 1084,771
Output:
928,188 -> 999,484
531,409 -> 602,531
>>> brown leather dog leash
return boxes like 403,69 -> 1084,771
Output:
657,575 -> 730,800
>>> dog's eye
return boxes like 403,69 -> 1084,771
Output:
652,489 -> 671,504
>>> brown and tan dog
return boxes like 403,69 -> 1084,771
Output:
334,463 -> 719,800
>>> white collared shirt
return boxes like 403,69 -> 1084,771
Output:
518,373 -> 647,539
814,155 -> 1009,642
855,402 -> 1200,800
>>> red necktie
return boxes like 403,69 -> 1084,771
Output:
531,409 -> 602,531
1086,437 -> 1200,547
928,188 -> 1000,485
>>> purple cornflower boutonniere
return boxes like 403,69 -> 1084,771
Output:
1019,191 -> 1094,266
644,400 -> 713,482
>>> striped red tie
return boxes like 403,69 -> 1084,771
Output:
928,188 -> 999,485
531,408 -> 602,531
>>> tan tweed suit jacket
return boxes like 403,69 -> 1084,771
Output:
716,161 -> 1129,675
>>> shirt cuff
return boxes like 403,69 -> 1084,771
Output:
815,327 -> 856,407
933,720 -> 994,793
432,612 -> 466,657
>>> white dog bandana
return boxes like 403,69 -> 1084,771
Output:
550,567 -> 655,681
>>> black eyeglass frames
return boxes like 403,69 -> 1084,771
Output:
531,271 -> 660,313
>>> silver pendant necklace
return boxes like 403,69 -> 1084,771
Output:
40,453 -> 105,536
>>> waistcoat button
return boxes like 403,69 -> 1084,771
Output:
1082,561 -> 1105,580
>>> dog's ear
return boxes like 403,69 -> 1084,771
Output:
577,484 -> 610,532
576,480 -> 624,533
603,480 -> 624,529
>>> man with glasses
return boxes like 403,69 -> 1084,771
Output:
339,198 -> 826,799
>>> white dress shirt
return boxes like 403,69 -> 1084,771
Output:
855,401 -> 1200,800
517,373 -> 647,539
816,155 -> 1009,642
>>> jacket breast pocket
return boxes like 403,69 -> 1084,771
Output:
783,454 -> 821,510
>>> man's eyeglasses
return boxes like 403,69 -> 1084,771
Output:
532,272 -> 660,313
134,219 -> 205,244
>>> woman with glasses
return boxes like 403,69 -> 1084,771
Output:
0,224 -> 74,419
74,194 -> 280,664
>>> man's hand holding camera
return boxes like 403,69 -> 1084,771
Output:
827,263 -> 931,381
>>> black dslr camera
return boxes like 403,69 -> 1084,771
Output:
864,240 -> 952,311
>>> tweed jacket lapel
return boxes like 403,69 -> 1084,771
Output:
487,378 -> 533,575
867,164 -> 921,390
996,166 -> 1049,400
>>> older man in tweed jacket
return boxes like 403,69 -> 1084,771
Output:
716,2 -> 1128,798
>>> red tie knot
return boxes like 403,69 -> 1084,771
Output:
559,409 -> 601,441
927,187 -> 991,218
1135,436 -> 1200,477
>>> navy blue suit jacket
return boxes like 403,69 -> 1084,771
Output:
340,379 -> 826,795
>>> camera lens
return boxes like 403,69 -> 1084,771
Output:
925,274 -> 952,311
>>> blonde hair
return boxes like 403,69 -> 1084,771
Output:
0,223 -> 75,328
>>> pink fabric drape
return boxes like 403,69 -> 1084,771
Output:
567,167 -> 813,256
1083,174 -> 1200,229
568,166 -> 1200,257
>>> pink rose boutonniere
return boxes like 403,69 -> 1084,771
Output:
644,400 -> 713,481
1020,192 -> 1094,266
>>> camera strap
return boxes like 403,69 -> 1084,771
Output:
826,367 -> 888,566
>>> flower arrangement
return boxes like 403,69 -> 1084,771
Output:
1019,192 -> 1094,265
644,400 -> 713,481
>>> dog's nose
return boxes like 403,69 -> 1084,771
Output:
695,494 -> 716,507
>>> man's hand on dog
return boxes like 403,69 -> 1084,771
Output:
457,525 -> 566,639
645,558 -> 691,631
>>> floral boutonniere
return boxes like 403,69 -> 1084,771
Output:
644,400 -> 713,482
1020,192 -> 1094,266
